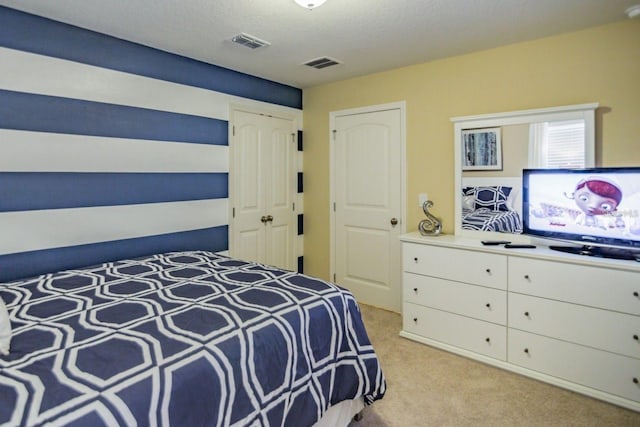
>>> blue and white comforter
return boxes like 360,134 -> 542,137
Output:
0,251 -> 385,426
462,208 -> 522,233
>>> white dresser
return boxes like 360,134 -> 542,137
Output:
400,232 -> 640,411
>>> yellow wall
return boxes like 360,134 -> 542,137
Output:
302,20 -> 640,280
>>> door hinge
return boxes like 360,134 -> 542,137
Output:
232,207 -> 235,218
333,202 -> 336,212
333,273 -> 336,282
332,129 -> 337,140
291,133 -> 295,143
232,126 -> 235,136
292,203 -> 295,211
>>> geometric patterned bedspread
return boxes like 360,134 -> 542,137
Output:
0,251 -> 386,426
462,208 -> 522,233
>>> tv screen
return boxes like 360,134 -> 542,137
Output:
523,167 -> 640,257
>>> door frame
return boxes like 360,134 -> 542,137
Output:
228,103 -> 301,267
329,101 -> 407,282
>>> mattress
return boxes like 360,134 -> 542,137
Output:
0,251 -> 385,426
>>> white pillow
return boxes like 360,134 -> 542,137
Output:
506,188 -> 518,212
0,296 -> 10,355
462,195 -> 476,211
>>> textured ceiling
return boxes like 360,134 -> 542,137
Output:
0,0 -> 637,88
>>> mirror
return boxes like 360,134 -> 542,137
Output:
451,103 -> 598,241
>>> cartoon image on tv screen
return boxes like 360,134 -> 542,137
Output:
528,174 -> 640,239
568,178 -> 623,229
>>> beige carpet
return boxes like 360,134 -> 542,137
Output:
349,304 -> 640,427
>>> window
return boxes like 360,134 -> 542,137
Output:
529,120 -> 586,169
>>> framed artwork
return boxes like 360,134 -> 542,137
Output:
462,127 -> 502,171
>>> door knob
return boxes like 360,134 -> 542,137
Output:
266,215 -> 273,222
390,218 -> 398,226
261,215 -> 268,223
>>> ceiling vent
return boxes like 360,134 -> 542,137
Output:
303,57 -> 341,69
231,33 -> 270,49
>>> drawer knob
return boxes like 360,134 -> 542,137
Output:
485,337 -> 490,343
414,257 -> 419,263
524,274 -> 530,280
485,268 -> 491,274
634,378 -> 639,385
413,287 -> 418,293
634,335 -> 639,341
524,348 -> 529,354
635,292 -> 639,298
524,311 -> 530,317
413,317 -> 418,323
485,303 -> 491,309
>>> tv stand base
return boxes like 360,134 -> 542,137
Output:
549,245 -> 640,261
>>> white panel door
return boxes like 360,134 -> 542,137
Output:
230,110 -> 295,270
264,117 -> 295,269
233,115 -> 265,263
334,108 -> 403,312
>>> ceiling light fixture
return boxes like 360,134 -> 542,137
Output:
294,0 -> 327,10
625,4 -> 640,18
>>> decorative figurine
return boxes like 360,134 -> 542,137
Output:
419,200 -> 442,236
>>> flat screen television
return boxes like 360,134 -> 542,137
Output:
523,167 -> 640,261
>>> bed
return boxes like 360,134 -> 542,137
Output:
461,177 -> 523,234
0,251 -> 386,426
461,207 -> 522,233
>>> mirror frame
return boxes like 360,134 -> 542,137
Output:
451,102 -> 598,241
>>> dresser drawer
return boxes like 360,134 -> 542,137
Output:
403,302 -> 506,360
404,273 -> 506,325
508,257 -> 640,315
509,293 -> 640,359
403,243 -> 507,290
508,329 -> 640,403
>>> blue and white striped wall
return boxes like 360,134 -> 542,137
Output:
0,6 -> 304,282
